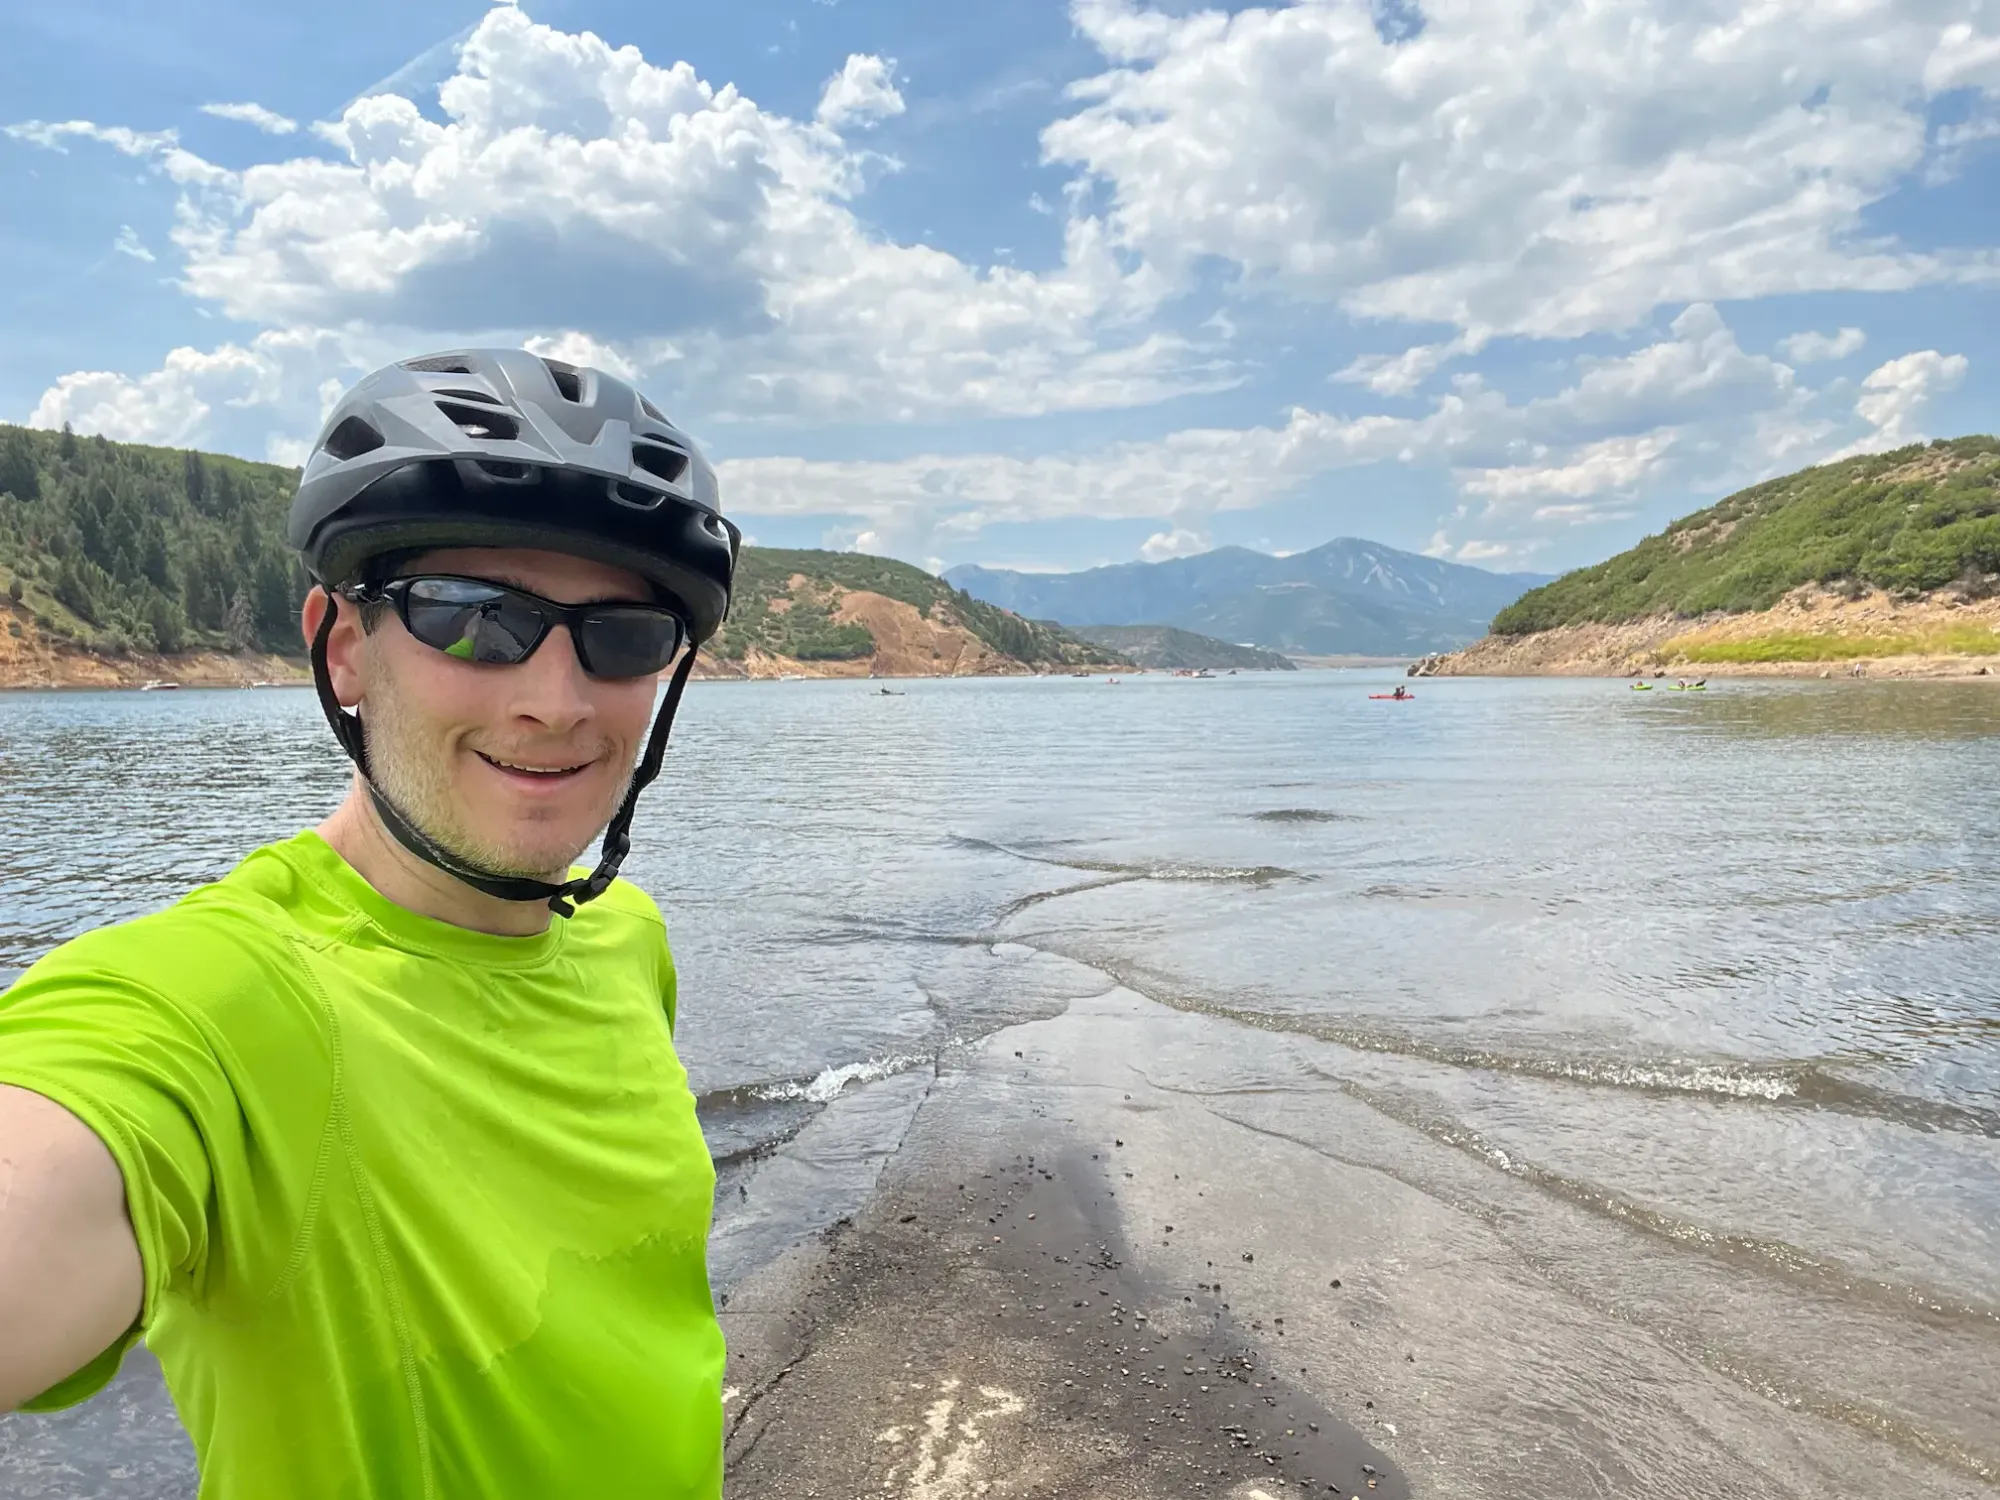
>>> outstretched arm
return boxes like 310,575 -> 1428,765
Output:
0,1084 -> 143,1413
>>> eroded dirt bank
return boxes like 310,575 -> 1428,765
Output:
1423,586 -> 2000,678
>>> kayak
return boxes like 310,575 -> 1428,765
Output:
1668,684 -> 1706,691
1631,683 -> 1653,691
1369,693 -> 1415,700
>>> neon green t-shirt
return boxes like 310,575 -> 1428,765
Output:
0,830 -> 724,1498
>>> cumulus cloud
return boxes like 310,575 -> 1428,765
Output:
113,225 -> 155,263
11,3 -> 1994,572
1046,0 -> 2000,339
12,9 -> 1214,423
26,330 -> 361,454
198,102 -> 299,135
1829,350 -> 1971,456
815,54 -> 904,130
1778,327 -> 1868,364
1140,526 -> 1210,562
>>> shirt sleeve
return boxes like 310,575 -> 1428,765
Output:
0,955 -> 232,1408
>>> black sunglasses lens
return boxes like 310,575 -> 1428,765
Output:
401,578 -> 544,665
575,609 -> 685,678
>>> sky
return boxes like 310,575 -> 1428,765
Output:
2,0 -> 1997,578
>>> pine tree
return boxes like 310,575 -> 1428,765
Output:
224,589 -> 253,652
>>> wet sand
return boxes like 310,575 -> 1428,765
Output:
721,987 -> 1997,1499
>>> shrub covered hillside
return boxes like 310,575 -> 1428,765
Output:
1493,437 -> 2000,635
0,422 -> 309,656
711,547 -> 1123,669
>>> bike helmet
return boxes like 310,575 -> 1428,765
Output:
288,348 -> 741,916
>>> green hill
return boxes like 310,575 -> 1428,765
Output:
1068,624 -> 1296,671
0,422 -> 308,657
1492,436 -> 2000,636
0,423 -> 1119,675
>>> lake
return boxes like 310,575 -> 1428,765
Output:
2,670 -> 1996,1490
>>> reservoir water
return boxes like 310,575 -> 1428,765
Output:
2,671 -> 1996,1490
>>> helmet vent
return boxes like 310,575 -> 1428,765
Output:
322,415 -> 386,462
404,355 -> 476,374
436,400 -> 520,442
435,387 -> 502,406
542,359 -> 584,402
474,460 -> 536,482
631,441 -> 689,485
613,480 -> 666,510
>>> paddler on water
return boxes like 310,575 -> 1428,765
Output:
0,351 -> 739,1498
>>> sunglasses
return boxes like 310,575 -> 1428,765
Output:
346,575 -> 687,680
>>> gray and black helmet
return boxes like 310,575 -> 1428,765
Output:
289,348 -> 738,644
289,348 -> 738,918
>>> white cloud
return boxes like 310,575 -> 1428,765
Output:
25,329 -> 360,448
521,331 -> 641,382
1139,525 -> 1209,561
1778,327 -> 1868,364
1458,431 -> 1678,504
1924,21 -> 2000,92
113,225 -> 155,263
6,118 -> 235,190
815,54 -> 904,130
1828,350 -> 1971,457
1045,0 -> 2000,340
1332,338 -> 1471,397
198,102 -> 299,135
717,303 -> 1855,561
6,119 -> 174,156
13,9 -> 1214,424
29,344 -> 277,446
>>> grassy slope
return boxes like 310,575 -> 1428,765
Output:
1493,436 -> 2000,635
710,547 -> 1124,668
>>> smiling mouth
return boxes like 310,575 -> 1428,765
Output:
476,751 -> 593,779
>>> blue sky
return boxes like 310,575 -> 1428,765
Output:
4,0 -> 1997,577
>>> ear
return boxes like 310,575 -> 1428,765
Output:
301,586 -> 368,710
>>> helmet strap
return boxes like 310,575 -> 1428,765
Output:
307,589 -> 700,918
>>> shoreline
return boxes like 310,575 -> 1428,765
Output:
1418,586 -> 2000,680
717,981 -> 1996,1499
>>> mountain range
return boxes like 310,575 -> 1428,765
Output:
946,539 -> 1554,657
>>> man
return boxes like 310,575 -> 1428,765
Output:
0,350 -> 740,1497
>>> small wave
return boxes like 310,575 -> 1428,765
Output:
954,834 -> 1303,887
1250,808 -> 1356,824
751,1053 -> 932,1104
1042,947 -> 2000,1137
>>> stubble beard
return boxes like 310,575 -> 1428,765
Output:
359,667 -> 631,883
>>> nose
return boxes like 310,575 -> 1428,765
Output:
506,622 -> 595,734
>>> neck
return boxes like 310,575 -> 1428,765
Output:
318,776 -> 559,938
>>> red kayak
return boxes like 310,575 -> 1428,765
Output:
1369,693 -> 1415,700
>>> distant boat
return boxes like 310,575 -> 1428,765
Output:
139,680 -> 180,692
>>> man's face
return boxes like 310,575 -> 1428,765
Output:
353,547 -> 663,881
